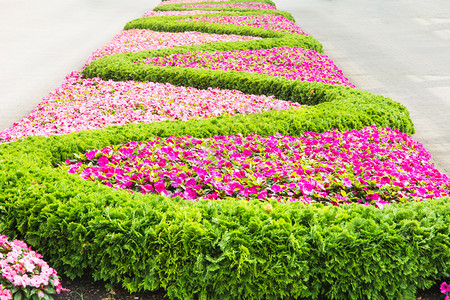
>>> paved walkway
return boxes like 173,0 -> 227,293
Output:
0,0 -> 159,131
277,0 -> 450,175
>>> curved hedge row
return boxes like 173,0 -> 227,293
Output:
82,43 -> 414,135
125,11 -> 297,32
2,0 -> 444,299
154,0 -> 279,13
0,127 -> 449,299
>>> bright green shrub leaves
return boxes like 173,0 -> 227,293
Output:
0,121 -> 447,299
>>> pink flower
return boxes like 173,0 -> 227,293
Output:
342,178 -> 352,188
154,180 -> 166,194
271,184 -> 281,193
98,156 -> 109,167
441,282 -> 450,294
63,128 -> 450,206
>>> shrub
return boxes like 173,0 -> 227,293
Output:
153,0 -> 281,15
0,122 -> 447,299
123,14 -> 318,50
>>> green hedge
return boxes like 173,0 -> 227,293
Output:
126,11 -> 297,31
82,43 -> 413,135
154,0 -> 278,13
0,128 -> 449,299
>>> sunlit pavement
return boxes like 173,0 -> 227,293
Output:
1,0 -> 449,175
0,0 -> 159,131
276,0 -> 450,175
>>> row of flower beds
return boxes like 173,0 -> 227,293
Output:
1,0 -> 449,299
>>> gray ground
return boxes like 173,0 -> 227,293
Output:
276,0 -> 450,175
0,0 -> 159,130
1,0 -> 449,175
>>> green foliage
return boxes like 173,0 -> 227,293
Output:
125,11 -> 298,34
82,44 -> 413,135
0,135 -> 449,299
0,0 -> 432,298
154,0 -> 280,14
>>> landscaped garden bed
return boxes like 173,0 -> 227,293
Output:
1,0 -> 449,299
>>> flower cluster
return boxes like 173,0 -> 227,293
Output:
63,126 -> 450,207
182,2 -> 277,10
85,29 -> 259,66
140,46 -> 355,87
0,235 -> 65,299
0,72 -> 301,143
180,14 -> 308,35
158,0 -> 228,5
142,9 -> 231,17
442,282 -> 450,300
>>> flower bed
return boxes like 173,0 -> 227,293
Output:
139,46 -> 355,87
63,126 -> 449,206
0,72 -> 299,143
1,0 -> 448,299
182,2 -> 276,10
179,14 -> 308,35
85,29 -> 260,66
159,0 -> 228,5
142,9 -> 231,17
0,235 -> 65,299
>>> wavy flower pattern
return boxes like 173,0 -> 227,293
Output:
158,0 -> 229,5
142,9 -> 231,17
182,2 -> 277,10
85,29 -> 260,66
180,14 -> 307,35
0,72 -> 301,143
140,47 -> 355,87
63,126 -> 450,207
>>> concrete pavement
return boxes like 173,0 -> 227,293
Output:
276,0 -> 450,174
0,0 -> 159,132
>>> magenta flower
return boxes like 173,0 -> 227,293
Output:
140,47 -> 355,87
143,9 -> 233,17
154,180 -> 166,194
342,178 -> 352,188
180,14 -> 308,35
182,2 -> 277,10
271,184 -> 281,193
98,156 -> 109,167
441,282 -> 450,300
63,127 -> 450,206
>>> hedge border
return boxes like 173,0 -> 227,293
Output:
2,0 -> 442,299
82,42 -> 414,135
0,125 -> 449,299
154,0 -> 279,13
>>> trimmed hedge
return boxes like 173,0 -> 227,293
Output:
1,1 -> 436,299
82,44 -> 414,135
0,128 -> 449,299
154,0 -> 279,13
125,11 -> 297,32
